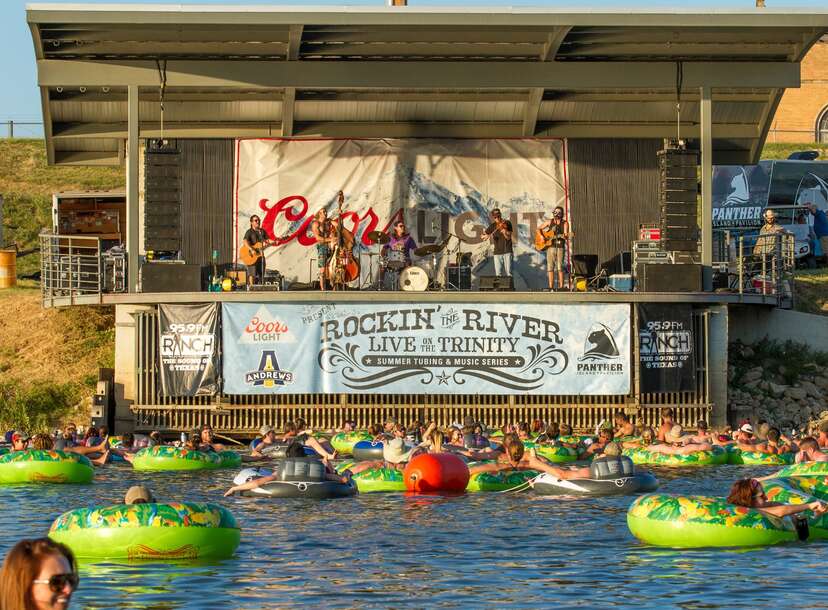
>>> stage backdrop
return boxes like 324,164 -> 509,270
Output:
221,302 -> 630,396
234,138 -> 568,290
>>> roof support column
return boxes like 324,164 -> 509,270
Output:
127,84 -> 140,293
699,86 -> 713,292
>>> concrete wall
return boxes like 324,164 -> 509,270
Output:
708,304 -> 729,428
729,306 -> 828,350
114,303 -> 154,433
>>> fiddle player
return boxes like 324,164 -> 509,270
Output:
483,208 -> 513,278
538,206 -> 570,291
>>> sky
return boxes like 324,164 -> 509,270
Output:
2,0 -> 827,138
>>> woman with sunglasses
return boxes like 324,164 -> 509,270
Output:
0,537 -> 78,610
727,478 -> 828,518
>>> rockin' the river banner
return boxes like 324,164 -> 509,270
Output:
234,138 -> 568,290
221,303 -> 630,395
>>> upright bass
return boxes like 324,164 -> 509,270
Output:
326,190 -> 360,287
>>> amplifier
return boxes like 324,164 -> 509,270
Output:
479,275 -> 514,291
446,265 -> 472,290
636,263 -> 702,292
141,262 -> 202,293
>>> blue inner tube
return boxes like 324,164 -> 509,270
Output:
352,440 -> 384,462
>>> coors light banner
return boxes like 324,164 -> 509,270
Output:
221,302 -> 630,396
637,304 -> 696,393
158,303 -> 220,397
234,138 -> 568,290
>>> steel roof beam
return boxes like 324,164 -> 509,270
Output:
37,59 -> 801,90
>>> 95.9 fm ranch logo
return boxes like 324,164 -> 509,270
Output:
576,323 -> 624,375
245,351 -> 295,388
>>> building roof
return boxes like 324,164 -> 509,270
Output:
27,4 -> 828,165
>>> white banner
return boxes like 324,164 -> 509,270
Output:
222,302 -> 630,396
234,138 -> 568,290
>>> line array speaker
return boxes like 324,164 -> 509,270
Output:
144,140 -> 181,253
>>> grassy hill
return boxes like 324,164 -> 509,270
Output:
0,140 -> 121,431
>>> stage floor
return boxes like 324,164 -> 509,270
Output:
49,289 -> 786,308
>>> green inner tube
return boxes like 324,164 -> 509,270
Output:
131,446 -> 233,472
351,466 -> 406,493
466,469 -> 539,492
627,493 -> 795,547
522,442 -> 577,463
330,432 -> 372,455
623,445 -> 726,467
728,447 -> 794,466
0,450 -> 93,484
773,462 -> 828,478
49,502 -> 240,561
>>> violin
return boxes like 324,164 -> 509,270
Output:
326,190 -> 360,286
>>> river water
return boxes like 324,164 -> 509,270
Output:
0,462 -> 825,609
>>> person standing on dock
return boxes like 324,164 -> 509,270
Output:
483,208 -> 513,278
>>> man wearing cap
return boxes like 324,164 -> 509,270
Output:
483,208 -> 513,278
124,485 -> 155,505
10,431 -> 30,452
250,425 -> 278,457
735,423 -> 760,450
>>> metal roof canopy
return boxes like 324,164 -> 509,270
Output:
27,4 -> 828,166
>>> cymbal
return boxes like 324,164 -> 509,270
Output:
414,243 -> 444,256
366,230 -> 389,245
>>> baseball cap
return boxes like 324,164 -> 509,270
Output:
259,425 -> 275,436
12,430 -> 29,442
740,423 -> 754,434
125,485 -> 155,505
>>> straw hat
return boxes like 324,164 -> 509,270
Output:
666,424 -> 685,443
383,438 -> 414,464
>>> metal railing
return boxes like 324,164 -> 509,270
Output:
40,233 -> 103,307
130,308 -> 712,435
714,230 -> 795,306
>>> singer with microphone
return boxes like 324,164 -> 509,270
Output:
537,206 -> 570,291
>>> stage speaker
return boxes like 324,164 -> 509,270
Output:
572,254 -> 598,278
637,263 -> 702,292
446,265 -> 472,290
144,141 -> 181,253
141,262 -> 201,293
287,281 -> 319,291
479,275 -> 514,291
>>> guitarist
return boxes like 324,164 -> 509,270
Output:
483,208 -> 513,278
538,206 -> 570,291
243,215 -> 272,286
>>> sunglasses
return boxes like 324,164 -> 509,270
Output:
33,573 -> 79,592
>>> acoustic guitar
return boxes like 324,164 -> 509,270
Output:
534,224 -> 573,252
238,240 -> 275,266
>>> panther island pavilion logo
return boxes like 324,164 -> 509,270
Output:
577,323 -> 624,375
245,350 -> 294,388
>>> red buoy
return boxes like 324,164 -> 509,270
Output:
404,453 -> 470,492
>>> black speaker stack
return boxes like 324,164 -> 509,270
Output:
658,146 -> 699,254
144,140 -> 181,254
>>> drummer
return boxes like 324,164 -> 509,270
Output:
382,220 -> 418,265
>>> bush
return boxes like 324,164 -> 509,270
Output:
0,382 -> 81,433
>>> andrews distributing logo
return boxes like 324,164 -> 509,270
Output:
245,350 -> 294,388
577,323 -> 624,375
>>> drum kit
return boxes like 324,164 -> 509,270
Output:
365,230 -> 452,291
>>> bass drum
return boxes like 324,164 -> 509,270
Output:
399,266 -> 429,291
